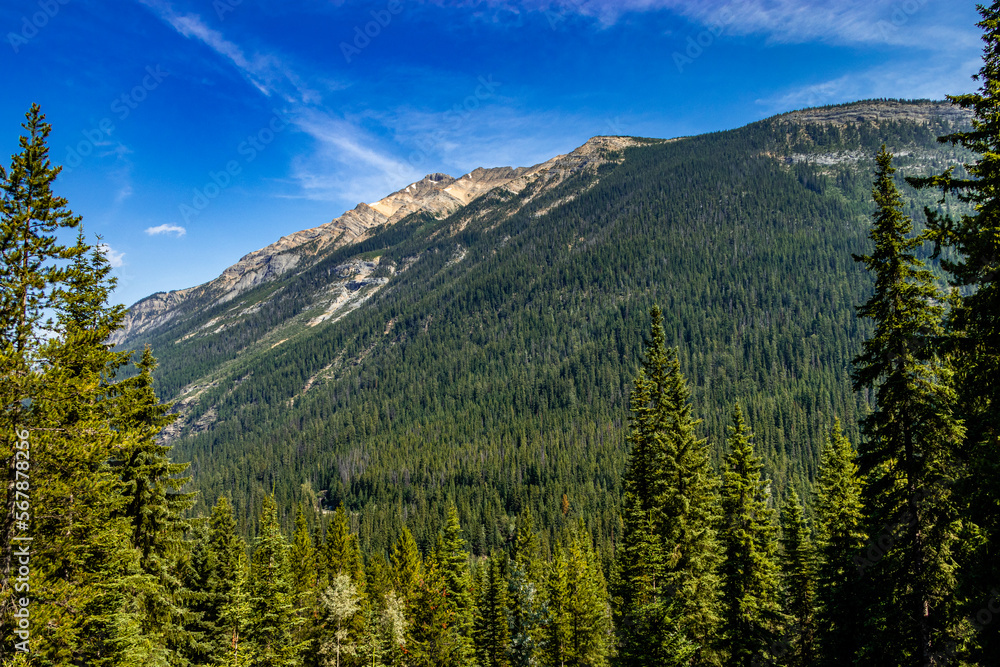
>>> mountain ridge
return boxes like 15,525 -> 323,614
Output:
111,135 -> 654,345
115,98 -> 975,544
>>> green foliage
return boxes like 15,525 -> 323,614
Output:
126,103 -> 974,554
719,405 -> 782,667
249,495 -> 300,666
907,5 -> 1000,662
853,147 -> 965,664
778,490 -> 816,667
611,307 -> 715,666
544,528 -> 612,667
812,422 -> 866,666
10,89 -> 1000,666
474,555 -> 511,667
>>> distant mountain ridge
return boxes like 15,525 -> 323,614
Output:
112,135 -> 653,345
117,99 -> 975,545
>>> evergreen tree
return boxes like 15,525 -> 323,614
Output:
813,421 -> 866,666
291,505 -> 318,606
113,345 -> 196,661
25,235 -> 150,664
778,490 -> 816,667
611,306 -> 718,666
545,529 -> 612,667
0,108 -> 182,663
408,546 -> 467,666
206,495 -> 250,663
508,508 -> 544,667
658,332 -> 722,666
249,494 -> 300,666
390,525 -> 423,603
543,540 -> 570,667
326,505 -> 366,589
184,520 -> 226,665
718,404 -> 782,667
365,552 -> 393,618
907,6 -> 1000,660
436,506 -> 476,663
224,550 -> 255,666
854,146 -> 965,664
474,555 -> 511,667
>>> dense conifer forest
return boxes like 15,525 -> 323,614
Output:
2,4 -> 1000,664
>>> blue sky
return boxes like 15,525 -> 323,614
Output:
0,0 -> 984,306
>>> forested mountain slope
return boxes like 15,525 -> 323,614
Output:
120,99 -> 972,553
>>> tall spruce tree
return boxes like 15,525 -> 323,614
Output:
436,506 -> 476,663
29,237 -> 149,664
474,555 -> 511,667
907,5 -> 1000,661
778,490 -> 816,667
390,525 -> 422,604
718,404 -> 782,667
611,306 -> 719,666
113,345 -> 196,662
0,107 -> 175,663
325,505 -> 366,590
853,146 -> 965,665
812,421 -> 866,666
508,508 -> 544,667
545,528 -> 613,667
249,494 -> 300,666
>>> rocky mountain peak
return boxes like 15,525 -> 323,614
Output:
110,134 -> 652,345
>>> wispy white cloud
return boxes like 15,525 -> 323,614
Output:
139,1 -> 419,205
286,109 -> 424,203
756,57 -> 983,114
432,0 -> 978,49
146,223 -> 187,237
138,0 -> 321,102
97,243 -> 126,268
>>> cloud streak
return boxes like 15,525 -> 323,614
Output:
424,0 -> 977,50
756,57 -> 983,114
146,223 -> 187,237
97,243 -> 126,268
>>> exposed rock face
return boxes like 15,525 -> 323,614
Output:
112,135 -> 649,345
112,100 -> 972,347
776,100 -> 971,126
